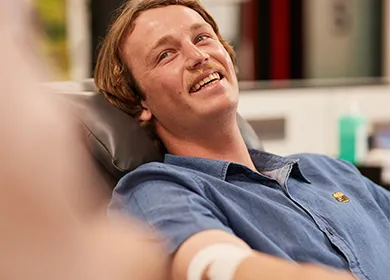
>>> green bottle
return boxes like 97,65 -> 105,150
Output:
338,103 -> 368,164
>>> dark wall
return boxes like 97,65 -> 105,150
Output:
90,0 -> 126,72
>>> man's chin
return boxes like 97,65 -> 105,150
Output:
196,100 -> 238,125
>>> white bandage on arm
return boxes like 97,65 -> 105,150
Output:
187,243 -> 253,280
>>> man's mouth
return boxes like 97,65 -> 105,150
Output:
189,72 -> 223,93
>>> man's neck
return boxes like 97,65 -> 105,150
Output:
160,120 -> 257,172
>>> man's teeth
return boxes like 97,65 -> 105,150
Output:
191,72 -> 221,92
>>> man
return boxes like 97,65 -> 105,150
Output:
95,1 -> 390,279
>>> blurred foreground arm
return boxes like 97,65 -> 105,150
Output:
0,4 -> 168,280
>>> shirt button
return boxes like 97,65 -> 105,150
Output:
332,192 -> 350,203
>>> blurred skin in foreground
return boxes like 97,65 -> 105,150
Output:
0,1 -> 168,280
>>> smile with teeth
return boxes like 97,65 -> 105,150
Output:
190,72 -> 221,93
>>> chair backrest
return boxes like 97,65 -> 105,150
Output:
59,85 -> 263,186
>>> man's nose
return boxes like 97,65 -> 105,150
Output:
184,43 -> 210,70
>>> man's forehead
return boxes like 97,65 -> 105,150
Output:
122,5 -> 212,67
132,5 -> 208,38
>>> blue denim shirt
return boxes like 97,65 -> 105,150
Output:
110,150 -> 390,280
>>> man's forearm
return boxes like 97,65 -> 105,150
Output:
174,230 -> 355,280
233,252 -> 355,280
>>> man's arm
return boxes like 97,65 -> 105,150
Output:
172,230 -> 355,280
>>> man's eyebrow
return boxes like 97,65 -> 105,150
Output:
145,23 -> 211,63
146,35 -> 175,62
190,23 -> 210,31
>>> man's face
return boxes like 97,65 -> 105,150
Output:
122,5 -> 239,138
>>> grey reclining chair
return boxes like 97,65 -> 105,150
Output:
61,87 -> 263,187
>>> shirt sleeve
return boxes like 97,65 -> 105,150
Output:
108,167 -> 234,254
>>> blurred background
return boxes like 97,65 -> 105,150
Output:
33,0 -> 390,186
36,0 -> 387,83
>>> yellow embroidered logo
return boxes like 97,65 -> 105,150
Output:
332,192 -> 350,203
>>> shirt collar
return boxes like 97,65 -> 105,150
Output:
164,153 -> 230,180
164,149 -> 310,183
249,149 -> 311,183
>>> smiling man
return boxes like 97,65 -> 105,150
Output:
95,1 -> 390,280
125,6 -> 240,158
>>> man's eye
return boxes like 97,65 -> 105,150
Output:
195,34 -> 209,44
158,51 -> 170,62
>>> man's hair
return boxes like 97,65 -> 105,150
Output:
94,0 -> 237,151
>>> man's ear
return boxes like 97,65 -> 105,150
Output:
139,100 -> 152,122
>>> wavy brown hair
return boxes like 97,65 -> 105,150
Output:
94,0 -> 237,151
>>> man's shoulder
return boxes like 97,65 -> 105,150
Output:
288,152 -> 346,164
134,161 -> 176,172
116,161 -> 200,192
287,152 -> 336,162
287,152 -> 359,176
133,160 -> 202,176
111,161 -> 210,217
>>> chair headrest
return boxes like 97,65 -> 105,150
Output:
61,92 -> 163,180
60,88 -> 262,181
